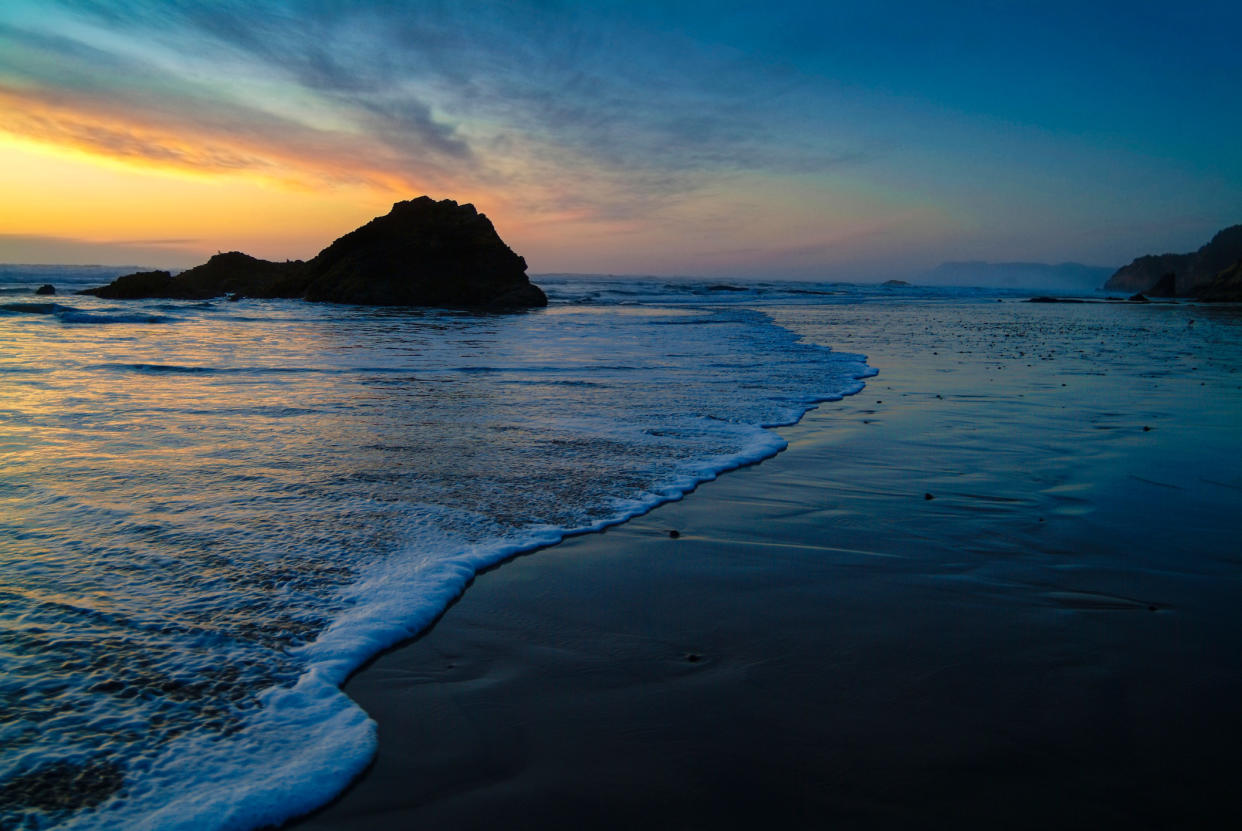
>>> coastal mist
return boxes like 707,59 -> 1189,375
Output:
0,271 -> 872,830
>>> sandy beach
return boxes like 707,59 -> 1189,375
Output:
5,6 -> 1241,829
295,299 -> 1242,830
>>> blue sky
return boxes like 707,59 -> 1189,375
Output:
1,0 -> 1238,275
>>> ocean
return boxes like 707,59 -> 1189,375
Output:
1,269 -> 884,830
3,269 -> 1240,830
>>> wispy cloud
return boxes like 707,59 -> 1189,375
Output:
6,1 -> 1236,273
0,1 -> 865,223
0,85 -> 465,193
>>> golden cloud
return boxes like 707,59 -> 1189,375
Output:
0,85 -> 440,195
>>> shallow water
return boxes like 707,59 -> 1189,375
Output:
3,271 -> 1239,830
774,296 -> 1242,576
298,289 -> 1242,830
1,271 -> 878,830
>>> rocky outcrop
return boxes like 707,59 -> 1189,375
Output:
1145,272 -> 1177,298
1103,225 -> 1242,296
299,197 -> 544,307
1103,253 -> 1190,294
171,253 -> 306,299
87,270 -> 179,299
34,284 -> 55,295
1197,259 -> 1242,302
82,197 -> 546,309
88,256 -> 304,300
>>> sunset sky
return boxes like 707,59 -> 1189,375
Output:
1,1 -> 1239,277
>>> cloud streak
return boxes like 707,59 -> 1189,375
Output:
0,85 -> 464,193
1,1 -> 866,224
2,1 -> 1238,274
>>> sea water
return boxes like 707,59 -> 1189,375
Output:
0,270 -> 884,830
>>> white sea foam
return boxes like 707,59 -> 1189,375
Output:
0,274 -> 874,830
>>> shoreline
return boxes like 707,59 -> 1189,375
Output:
285,381 -> 876,826
294,299 -> 1242,829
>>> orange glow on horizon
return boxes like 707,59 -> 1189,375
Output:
0,87 -> 428,194
1,84 -> 937,276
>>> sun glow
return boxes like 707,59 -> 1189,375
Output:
0,134 -> 400,263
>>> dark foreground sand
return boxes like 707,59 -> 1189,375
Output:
296,300 -> 1242,830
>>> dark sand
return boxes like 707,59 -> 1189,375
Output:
296,300 -> 1242,830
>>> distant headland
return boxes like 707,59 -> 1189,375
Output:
1103,225 -> 1242,301
81,197 -> 547,309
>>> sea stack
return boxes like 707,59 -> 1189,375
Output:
82,197 -> 547,309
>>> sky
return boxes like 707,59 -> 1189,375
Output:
1,1 -> 1239,278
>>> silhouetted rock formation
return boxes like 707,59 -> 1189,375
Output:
82,198 -> 547,309
89,256 -> 304,300
300,198 -> 543,307
173,253 -> 306,299
1105,254 -> 1189,295
881,279 -> 911,286
1197,259 -> 1242,302
1103,225 -> 1242,296
1146,272 -> 1178,298
34,284 -> 55,295
89,270 -> 179,299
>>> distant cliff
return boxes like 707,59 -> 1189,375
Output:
82,197 -> 547,309
1103,225 -> 1242,296
1197,259 -> 1242,302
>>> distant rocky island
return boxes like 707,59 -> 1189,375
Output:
81,197 -> 547,308
1104,225 -> 1242,301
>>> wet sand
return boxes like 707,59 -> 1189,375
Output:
295,299 -> 1242,830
